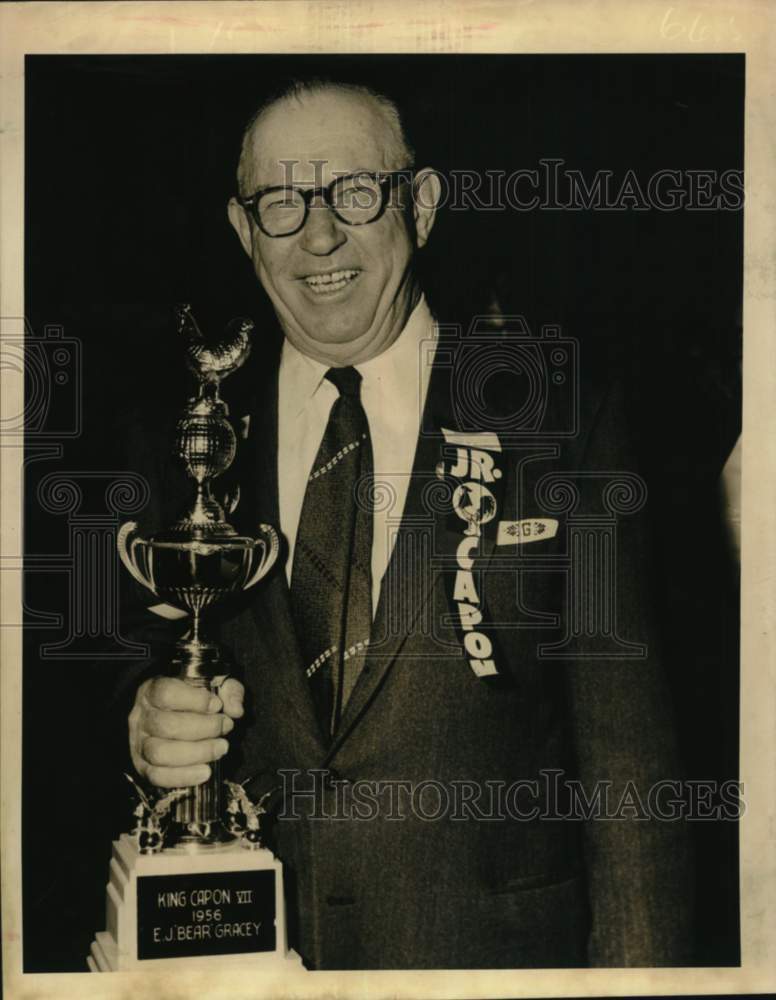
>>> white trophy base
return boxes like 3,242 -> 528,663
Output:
88,834 -> 304,972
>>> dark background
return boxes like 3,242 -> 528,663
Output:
23,54 -> 742,970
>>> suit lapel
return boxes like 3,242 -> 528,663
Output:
236,351 -> 328,761
326,338 -> 507,759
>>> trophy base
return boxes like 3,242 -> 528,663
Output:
88,833 -> 304,972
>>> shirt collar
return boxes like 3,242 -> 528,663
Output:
279,295 -> 436,418
279,333 -> 329,419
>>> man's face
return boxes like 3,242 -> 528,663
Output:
228,89 -> 436,366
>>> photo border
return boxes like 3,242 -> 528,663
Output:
2,2 -> 773,998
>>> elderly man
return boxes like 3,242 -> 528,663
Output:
127,79 -> 692,969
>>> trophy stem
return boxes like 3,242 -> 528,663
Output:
188,480 -> 227,528
174,609 -> 221,683
166,616 -> 236,851
190,606 -> 201,644
167,752 -> 233,852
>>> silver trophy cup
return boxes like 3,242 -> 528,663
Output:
118,305 -> 278,850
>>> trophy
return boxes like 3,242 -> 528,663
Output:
89,306 -> 301,972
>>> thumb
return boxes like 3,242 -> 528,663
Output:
214,677 -> 245,719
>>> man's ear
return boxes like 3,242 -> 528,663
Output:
227,198 -> 254,258
411,168 -> 443,249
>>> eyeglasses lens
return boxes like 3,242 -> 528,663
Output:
332,175 -> 382,222
257,190 -> 306,236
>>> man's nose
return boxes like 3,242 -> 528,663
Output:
298,199 -> 347,255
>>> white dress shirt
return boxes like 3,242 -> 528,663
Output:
277,296 -> 437,614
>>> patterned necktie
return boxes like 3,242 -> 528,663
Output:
290,366 -> 374,739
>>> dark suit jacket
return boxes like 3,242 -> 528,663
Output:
122,323 -> 693,970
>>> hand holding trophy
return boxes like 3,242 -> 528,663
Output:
89,306 -> 301,972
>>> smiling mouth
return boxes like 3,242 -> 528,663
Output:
300,269 -> 361,295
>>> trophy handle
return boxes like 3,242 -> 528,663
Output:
117,521 -> 157,594
244,524 -> 280,591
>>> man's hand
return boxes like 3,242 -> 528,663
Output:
129,676 -> 245,788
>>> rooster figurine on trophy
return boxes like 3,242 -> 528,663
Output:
88,305 -> 301,972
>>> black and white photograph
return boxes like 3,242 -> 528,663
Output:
1,3 -> 774,999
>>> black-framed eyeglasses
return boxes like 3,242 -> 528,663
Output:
237,169 -> 413,238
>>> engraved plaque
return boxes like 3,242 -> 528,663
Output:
136,869 -> 276,960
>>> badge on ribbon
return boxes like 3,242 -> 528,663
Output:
437,428 -> 506,682
496,518 -> 558,545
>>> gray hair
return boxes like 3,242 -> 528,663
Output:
236,78 -> 415,197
